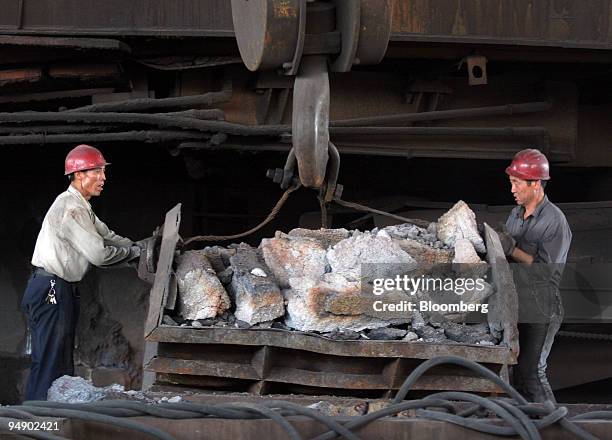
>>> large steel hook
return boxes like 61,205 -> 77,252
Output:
292,55 -> 330,189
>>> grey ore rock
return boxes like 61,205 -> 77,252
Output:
230,244 -> 284,325
176,251 -> 230,320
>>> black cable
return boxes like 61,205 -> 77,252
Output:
24,400 -> 144,417
493,398 -> 541,440
424,392 -> 532,440
260,400 -> 361,440
572,411 -> 612,421
0,407 -> 38,419
88,400 -> 201,419
417,409 -> 520,437
310,399 -> 457,440
222,402 -> 303,440
392,355 -> 528,405
540,400 -> 599,440
156,402 -> 253,419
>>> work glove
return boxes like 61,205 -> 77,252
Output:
495,224 -> 516,257
134,237 -> 152,251
127,245 -> 141,267
133,235 -> 161,275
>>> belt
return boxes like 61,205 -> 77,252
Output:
33,267 -> 56,278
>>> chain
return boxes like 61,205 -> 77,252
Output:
319,196 -> 329,228
183,182 -> 301,245
332,197 -> 431,229
183,182 -> 437,246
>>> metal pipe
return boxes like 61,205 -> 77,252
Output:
0,130 -> 206,145
0,111 -> 223,135
0,125 -> 124,135
331,101 -> 552,127
329,126 -> 550,137
0,112 -> 287,136
157,109 -> 225,120
65,89 -> 232,113
0,110 -> 549,143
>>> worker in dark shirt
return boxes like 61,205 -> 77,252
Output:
496,149 -> 572,403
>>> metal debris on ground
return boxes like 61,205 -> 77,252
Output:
47,375 -> 152,404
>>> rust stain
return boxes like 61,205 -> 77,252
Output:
393,0 -> 428,33
451,0 -> 468,35
0,67 -> 41,85
273,0 -> 297,19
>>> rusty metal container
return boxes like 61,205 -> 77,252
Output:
142,204 -> 518,397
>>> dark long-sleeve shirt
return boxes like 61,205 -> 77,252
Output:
505,195 -> 572,288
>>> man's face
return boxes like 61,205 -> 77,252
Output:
75,167 -> 106,199
509,175 -> 538,206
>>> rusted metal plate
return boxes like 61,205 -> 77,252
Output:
0,0 -> 234,37
148,327 -> 513,364
0,35 -> 130,52
390,0 -> 612,49
152,370 -> 505,395
1,0 -> 612,51
0,67 -> 41,86
144,204 -> 181,337
150,343 -> 507,392
355,0 -> 393,65
0,88 -> 115,104
148,345 -> 507,394
149,357 -> 260,380
48,64 -> 122,80
231,0 -> 301,71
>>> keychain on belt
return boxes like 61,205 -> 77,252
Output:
46,279 -> 57,305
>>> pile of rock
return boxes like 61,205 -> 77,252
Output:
164,201 -> 499,345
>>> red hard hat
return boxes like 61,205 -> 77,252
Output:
64,144 -> 110,175
505,149 -> 550,181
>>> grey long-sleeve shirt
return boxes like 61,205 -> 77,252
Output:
31,185 -> 134,282
505,195 -> 572,288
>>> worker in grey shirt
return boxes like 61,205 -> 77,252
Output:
21,144 -> 140,400
497,149 -> 572,403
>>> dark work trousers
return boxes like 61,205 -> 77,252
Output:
21,272 -> 79,401
515,284 -> 563,403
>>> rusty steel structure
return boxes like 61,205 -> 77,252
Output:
2,1 -> 612,51
0,0 -> 608,166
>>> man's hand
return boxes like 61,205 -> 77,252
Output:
133,236 -> 160,274
134,238 -> 151,250
127,245 -> 141,267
